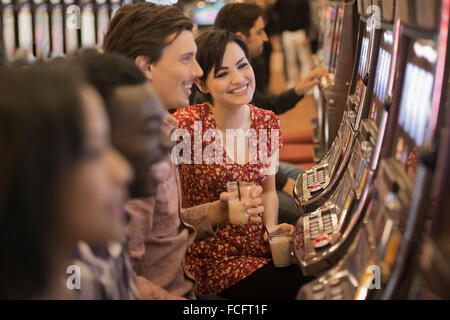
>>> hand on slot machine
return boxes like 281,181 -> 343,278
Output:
294,67 -> 331,95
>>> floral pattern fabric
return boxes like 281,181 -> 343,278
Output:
173,103 -> 283,294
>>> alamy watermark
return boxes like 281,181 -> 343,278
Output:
367,264 -> 381,290
66,264 -> 81,290
170,122 -> 280,176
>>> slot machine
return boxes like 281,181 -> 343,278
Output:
80,0 -> 95,48
95,0 -> 108,48
292,0 -> 396,277
33,0 -> 50,59
17,0 -> 35,62
64,0 -> 79,54
313,0 -> 357,160
294,0 -> 379,215
296,0 -> 449,300
1,0 -> 17,62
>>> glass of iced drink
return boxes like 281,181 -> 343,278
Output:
226,181 -> 255,225
268,229 -> 292,267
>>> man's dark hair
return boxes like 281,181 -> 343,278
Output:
214,3 -> 264,37
192,29 -> 250,104
0,65 -> 85,299
103,2 -> 193,63
70,50 -> 147,107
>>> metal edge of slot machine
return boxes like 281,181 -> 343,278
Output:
293,0 -> 359,214
351,0 -> 447,300
292,0 -> 395,277
381,0 -> 450,300
295,0 -> 404,296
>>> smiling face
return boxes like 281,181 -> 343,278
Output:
199,42 -> 255,109
110,84 -> 169,198
146,30 -> 203,109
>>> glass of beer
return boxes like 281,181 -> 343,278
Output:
268,229 -> 292,267
226,181 -> 255,225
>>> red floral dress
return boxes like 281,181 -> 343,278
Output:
173,103 -> 283,294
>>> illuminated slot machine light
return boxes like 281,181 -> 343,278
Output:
415,71 -> 434,145
374,49 -> 382,100
410,68 -> 426,144
398,64 -> 413,129
1,0 -> 16,61
64,0 -> 79,54
96,0 -> 110,47
380,50 -> 387,103
34,0 -> 51,60
50,0 -> 64,57
382,53 -> 392,103
363,37 -> 369,74
381,50 -> 389,102
17,0 -> 35,61
376,50 -> 385,100
405,65 -> 421,139
81,1 -> 96,48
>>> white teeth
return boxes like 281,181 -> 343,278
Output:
182,83 -> 192,89
231,85 -> 247,94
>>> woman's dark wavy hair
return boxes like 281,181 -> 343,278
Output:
0,65 -> 86,299
191,29 -> 250,105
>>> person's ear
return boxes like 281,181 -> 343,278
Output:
135,55 -> 152,81
194,79 -> 207,94
235,31 -> 248,43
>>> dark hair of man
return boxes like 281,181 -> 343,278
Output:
0,66 -> 85,299
70,50 -> 147,107
192,29 -> 250,104
214,3 -> 264,38
103,2 -> 193,64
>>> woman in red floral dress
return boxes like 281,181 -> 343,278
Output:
173,30 -> 309,299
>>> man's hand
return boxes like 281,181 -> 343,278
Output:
294,67 -> 331,96
209,185 -> 265,226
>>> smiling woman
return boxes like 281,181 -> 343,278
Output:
173,29 -> 310,299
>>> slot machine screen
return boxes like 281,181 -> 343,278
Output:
354,30 -> 369,97
394,40 -> 435,177
335,173 -> 353,213
191,0 -> 224,26
327,139 -> 340,173
369,30 -> 393,125
347,228 -> 372,279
